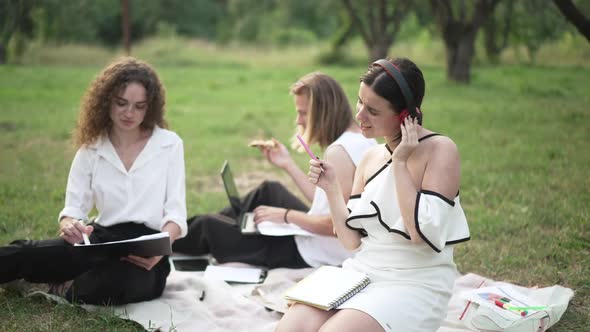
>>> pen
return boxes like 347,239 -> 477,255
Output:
296,134 -> 324,172
494,300 -> 527,316
82,232 -> 91,245
78,219 -> 91,245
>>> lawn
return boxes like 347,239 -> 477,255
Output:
0,48 -> 589,331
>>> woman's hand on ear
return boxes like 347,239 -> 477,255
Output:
392,117 -> 420,163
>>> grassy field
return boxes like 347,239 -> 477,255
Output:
0,42 -> 589,331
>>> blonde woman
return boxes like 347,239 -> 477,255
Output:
173,72 -> 376,268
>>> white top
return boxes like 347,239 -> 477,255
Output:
58,126 -> 188,237
346,159 -> 470,261
295,131 -> 377,267
335,153 -> 470,332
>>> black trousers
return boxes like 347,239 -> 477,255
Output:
173,181 -> 310,268
0,222 -> 170,305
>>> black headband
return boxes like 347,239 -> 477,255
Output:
372,59 -> 419,119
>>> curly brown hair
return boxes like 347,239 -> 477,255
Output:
73,57 -> 167,148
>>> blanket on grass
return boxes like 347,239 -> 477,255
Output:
30,269 -> 573,332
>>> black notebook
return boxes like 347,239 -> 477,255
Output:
284,266 -> 370,311
73,232 -> 171,257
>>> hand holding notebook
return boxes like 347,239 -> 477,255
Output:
284,266 -> 370,311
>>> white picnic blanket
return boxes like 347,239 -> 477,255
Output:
32,270 -> 573,332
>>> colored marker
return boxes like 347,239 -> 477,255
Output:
494,300 -> 527,316
296,134 -> 324,172
508,306 -> 548,311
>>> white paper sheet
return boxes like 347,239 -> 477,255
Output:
204,265 -> 265,283
256,222 -> 314,236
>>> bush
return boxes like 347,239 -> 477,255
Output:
271,28 -> 317,47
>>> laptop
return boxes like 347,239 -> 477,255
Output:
220,160 -> 258,234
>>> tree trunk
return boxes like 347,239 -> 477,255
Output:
430,0 -> 500,83
483,18 -> 501,63
121,0 -> 131,55
445,32 -> 476,83
0,44 -> 5,64
368,40 -> 390,62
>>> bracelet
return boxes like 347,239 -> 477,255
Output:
284,209 -> 291,224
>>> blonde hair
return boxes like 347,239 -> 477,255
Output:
73,57 -> 167,148
290,72 -> 353,151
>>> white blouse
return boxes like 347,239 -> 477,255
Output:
58,126 -> 188,237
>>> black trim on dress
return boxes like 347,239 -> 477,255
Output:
370,201 -> 411,240
420,190 -> 455,207
446,237 -> 471,245
414,191 -> 442,253
418,133 -> 440,142
347,197 -> 470,246
385,144 -> 393,155
365,160 -> 392,187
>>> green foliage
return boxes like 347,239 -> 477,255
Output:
4,0 -> 223,47
509,0 -> 574,64
154,0 -> 223,39
217,0 -> 340,45
271,27 -> 318,47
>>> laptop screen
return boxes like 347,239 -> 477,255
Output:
220,160 -> 242,216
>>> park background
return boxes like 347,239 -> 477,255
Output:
1,0 -> 589,331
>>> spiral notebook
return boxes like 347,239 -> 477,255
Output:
283,266 -> 370,311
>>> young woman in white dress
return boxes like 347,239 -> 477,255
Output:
276,58 -> 470,332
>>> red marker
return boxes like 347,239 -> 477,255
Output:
495,300 -> 527,316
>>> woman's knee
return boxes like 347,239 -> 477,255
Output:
319,309 -> 384,332
276,304 -> 334,332
260,180 -> 285,194
68,259 -> 169,305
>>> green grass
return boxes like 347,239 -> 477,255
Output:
1,43 -> 589,331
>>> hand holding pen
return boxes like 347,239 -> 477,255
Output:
296,134 -> 324,173
59,217 -> 93,245
296,134 -> 336,190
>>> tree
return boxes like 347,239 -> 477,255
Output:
0,0 -> 35,64
510,0 -> 571,64
552,0 -> 590,42
429,0 -> 500,83
341,0 -> 411,61
483,1 -> 513,63
121,0 -> 130,55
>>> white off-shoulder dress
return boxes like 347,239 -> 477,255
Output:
336,143 -> 470,332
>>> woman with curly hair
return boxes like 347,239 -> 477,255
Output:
0,57 -> 187,305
